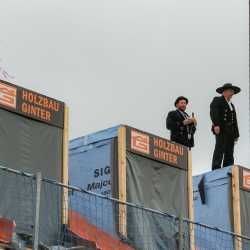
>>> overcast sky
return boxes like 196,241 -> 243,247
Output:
0,0 -> 248,175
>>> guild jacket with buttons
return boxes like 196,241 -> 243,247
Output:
210,96 -> 239,139
166,109 -> 196,148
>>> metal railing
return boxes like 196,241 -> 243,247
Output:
0,165 -> 250,250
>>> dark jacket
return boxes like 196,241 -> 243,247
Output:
166,109 -> 196,148
210,96 -> 239,139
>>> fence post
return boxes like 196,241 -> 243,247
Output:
33,172 -> 42,250
178,213 -> 184,250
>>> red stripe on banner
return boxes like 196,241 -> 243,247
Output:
0,218 -> 16,244
68,210 -> 134,250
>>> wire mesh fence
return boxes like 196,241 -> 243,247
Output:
0,165 -> 250,250
183,219 -> 250,250
0,167 -> 36,249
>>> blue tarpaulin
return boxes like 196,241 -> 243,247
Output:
69,126 -> 120,238
193,167 -> 234,249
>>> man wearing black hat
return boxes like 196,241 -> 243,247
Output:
210,83 -> 240,170
166,96 -> 197,148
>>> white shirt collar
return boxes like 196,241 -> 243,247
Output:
224,97 -> 233,111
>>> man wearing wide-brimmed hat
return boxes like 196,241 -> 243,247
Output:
167,96 -> 197,148
210,83 -> 240,170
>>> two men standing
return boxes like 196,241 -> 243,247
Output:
166,83 -> 241,170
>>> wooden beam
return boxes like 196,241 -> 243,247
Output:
232,165 -> 242,250
118,126 -> 127,237
187,149 -> 195,250
62,105 -> 69,225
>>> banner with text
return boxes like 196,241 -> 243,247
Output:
126,126 -> 188,170
0,80 -> 64,128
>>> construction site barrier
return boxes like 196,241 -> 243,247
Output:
0,165 -> 250,250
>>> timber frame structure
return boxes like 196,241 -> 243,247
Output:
0,79 -> 69,226
117,125 -> 194,249
232,165 -> 242,250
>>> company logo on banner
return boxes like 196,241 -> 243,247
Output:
243,170 -> 250,190
128,127 -> 188,170
131,130 -> 150,154
0,82 -> 17,109
0,80 -> 64,128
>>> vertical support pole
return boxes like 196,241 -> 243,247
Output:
178,213 -> 184,250
62,105 -> 69,225
187,150 -> 195,250
232,165 -> 242,250
33,172 -> 42,250
118,126 -> 127,237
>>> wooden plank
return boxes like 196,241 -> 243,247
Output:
232,165 -> 242,250
187,150 -> 195,250
62,105 -> 69,225
118,126 -> 127,237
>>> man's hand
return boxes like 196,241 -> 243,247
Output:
214,126 -> 220,135
183,118 -> 194,125
183,117 -> 197,126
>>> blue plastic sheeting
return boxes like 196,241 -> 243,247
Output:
70,138 -> 113,196
69,125 -> 120,152
193,167 -> 234,250
69,126 -> 120,237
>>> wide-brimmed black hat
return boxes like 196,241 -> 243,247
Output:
216,83 -> 241,94
175,96 -> 189,106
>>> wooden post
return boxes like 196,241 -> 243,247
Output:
33,172 -> 42,250
188,150 -> 195,250
232,165 -> 242,250
178,213 -> 184,250
118,126 -> 127,237
62,105 -> 69,225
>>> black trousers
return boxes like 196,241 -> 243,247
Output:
212,132 -> 235,170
